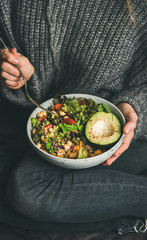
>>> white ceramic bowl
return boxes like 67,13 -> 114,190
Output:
27,94 -> 125,169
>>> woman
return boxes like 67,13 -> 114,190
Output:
0,0 -> 147,234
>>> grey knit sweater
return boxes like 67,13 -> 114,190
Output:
0,0 -> 147,140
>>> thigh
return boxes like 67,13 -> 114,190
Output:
7,149 -> 147,223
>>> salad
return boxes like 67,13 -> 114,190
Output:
31,95 -> 112,159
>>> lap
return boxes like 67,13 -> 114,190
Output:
1,99 -> 147,227
7,139 -> 147,223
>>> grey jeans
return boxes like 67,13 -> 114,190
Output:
7,139 -> 147,225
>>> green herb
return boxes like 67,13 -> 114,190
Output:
49,149 -> 54,153
46,141 -> 52,150
78,146 -> 87,159
53,125 -> 60,132
76,124 -> 83,131
31,117 -> 37,127
60,124 -> 68,133
97,104 -> 110,113
61,123 -> 77,133
102,104 -> 111,113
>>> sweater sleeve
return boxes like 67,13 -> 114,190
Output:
110,1 -> 147,141
110,41 -> 147,140
0,1 -> 46,109
111,84 -> 147,141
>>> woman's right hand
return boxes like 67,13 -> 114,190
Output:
0,48 -> 34,89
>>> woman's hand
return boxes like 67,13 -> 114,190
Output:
103,102 -> 138,166
0,48 -> 34,89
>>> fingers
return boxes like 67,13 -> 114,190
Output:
102,102 -> 138,167
10,47 -> 18,58
0,48 -> 21,88
0,48 -> 19,64
3,80 -> 19,88
1,61 -> 20,77
105,131 -> 134,166
123,121 -> 137,135
1,71 -> 23,87
117,102 -> 138,131
114,131 -> 134,156
0,47 -> 34,89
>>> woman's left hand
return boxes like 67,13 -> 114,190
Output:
103,102 -> 138,166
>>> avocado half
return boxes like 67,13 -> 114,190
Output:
85,112 -> 122,146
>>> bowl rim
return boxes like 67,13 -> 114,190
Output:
26,93 -> 126,163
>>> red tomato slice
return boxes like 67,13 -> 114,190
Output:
82,99 -> 86,105
62,118 -> 76,124
54,103 -> 64,111
37,116 -> 47,122
44,124 -> 53,131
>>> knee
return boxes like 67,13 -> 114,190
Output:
6,166 -> 61,222
7,166 -> 32,217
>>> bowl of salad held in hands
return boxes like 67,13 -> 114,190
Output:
27,94 -> 125,169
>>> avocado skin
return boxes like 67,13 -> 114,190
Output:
86,136 -> 121,150
85,112 -> 122,147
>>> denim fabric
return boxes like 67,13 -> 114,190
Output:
7,140 -> 147,225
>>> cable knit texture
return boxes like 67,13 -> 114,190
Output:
0,0 -> 147,140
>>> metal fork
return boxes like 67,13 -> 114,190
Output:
0,37 -> 53,114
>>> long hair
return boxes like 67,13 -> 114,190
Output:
127,0 -> 136,23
